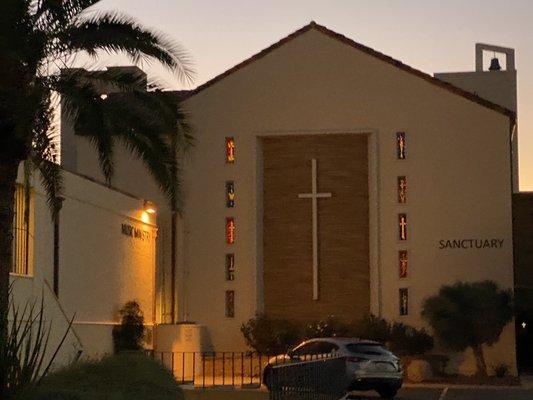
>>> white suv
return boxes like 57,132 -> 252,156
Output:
264,337 -> 403,399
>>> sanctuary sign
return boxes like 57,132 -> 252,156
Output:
439,239 -> 504,250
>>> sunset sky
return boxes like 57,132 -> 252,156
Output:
81,0 -> 533,189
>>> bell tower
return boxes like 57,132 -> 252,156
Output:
434,43 -> 518,191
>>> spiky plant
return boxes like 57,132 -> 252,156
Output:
0,1 -> 193,396
3,286 -> 74,399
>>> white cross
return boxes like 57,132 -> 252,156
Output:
298,159 -> 332,301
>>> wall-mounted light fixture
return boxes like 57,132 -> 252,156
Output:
144,200 -> 157,214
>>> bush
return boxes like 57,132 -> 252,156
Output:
388,322 -> 433,356
241,314 -> 301,354
302,315 -> 354,339
353,314 -> 390,343
492,363 -> 510,378
112,301 -> 145,353
422,280 -> 513,377
241,314 -> 434,357
17,353 -> 184,400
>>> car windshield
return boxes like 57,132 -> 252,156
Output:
345,343 -> 393,356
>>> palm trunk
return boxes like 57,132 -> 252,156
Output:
0,158 -> 19,396
472,344 -> 488,377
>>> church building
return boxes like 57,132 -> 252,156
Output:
11,22 -> 520,375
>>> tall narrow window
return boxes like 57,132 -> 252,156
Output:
226,254 -> 235,281
399,250 -> 408,278
226,217 -> 236,244
396,132 -> 406,159
225,290 -> 235,317
398,214 -> 407,241
225,137 -> 235,163
12,185 -> 33,276
398,176 -> 407,203
226,181 -> 235,208
399,288 -> 409,316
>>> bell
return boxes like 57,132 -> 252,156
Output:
489,57 -> 502,71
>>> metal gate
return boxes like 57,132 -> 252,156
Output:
268,357 -> 347,400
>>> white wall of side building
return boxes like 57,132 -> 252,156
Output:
10,165 -> 157,368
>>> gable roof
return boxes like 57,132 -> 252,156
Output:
185,21 -> 514,119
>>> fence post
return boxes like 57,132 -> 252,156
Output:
222,352 -> 225,386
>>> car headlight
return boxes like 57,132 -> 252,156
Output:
397,359 -> 403,371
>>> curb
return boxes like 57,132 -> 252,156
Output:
403,382 -> 524,390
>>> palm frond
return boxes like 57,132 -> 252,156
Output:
36,160 -> 63,219
33,0 -> 101,28
28,93 -> 63,219
103,93 -> 177,197
55,70 -> 189,202
54,11 -> 194,83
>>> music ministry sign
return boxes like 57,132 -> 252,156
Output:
121,223 -> 150,241
439,238 -> 504,250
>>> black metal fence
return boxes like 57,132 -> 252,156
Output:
152,351 -> 341,390
154,351 -> 273,388
268,357 -> 347,400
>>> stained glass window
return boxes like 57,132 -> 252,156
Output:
398,176 -> 407,203
399,214 -> 407,241
396,132 -> 406,160
226,254 -> 235,281
226,217 -> 235,244
225,290 -> 235,317
225,137 -> 235,163
226,181 -> 235,208
399,250 -> 408,278
399,288 -> 408,316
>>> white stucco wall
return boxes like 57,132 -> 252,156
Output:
10,165 -> 157,367
177,27 -> 515,372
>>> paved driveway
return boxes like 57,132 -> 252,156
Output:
347,386 -> 533,400
183,385 -> 533,400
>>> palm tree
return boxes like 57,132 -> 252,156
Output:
0,0 -> 192,393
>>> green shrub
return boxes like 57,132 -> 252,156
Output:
302,315 -> 354,339
241,314 -> 301,354
422,280 -> 513,377
353,314 -> 390,343
17,353 -> 184,400
112,301 -> 145,353
388,322 -> 433,356
241,314 -> 434,357
492,363 -> 510,378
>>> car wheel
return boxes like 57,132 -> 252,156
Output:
377,386 -> 398,399
263,365 -> 273,390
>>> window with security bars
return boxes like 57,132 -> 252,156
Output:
11,185 -> 33,275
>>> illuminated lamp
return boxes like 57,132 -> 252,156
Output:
144,200 -> 157,214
